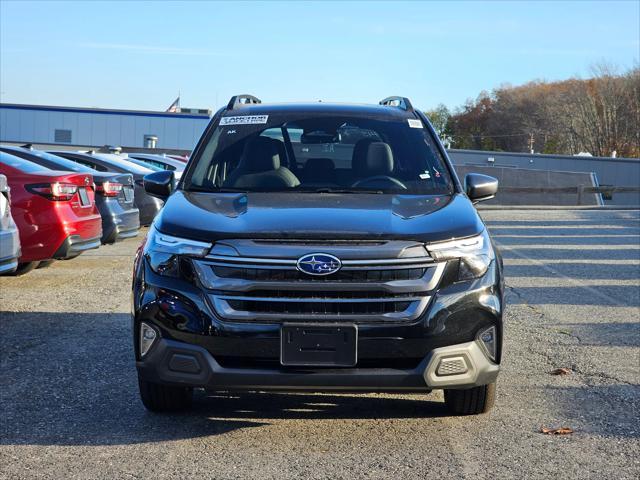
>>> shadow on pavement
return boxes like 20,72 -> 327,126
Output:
506,284 -> 640,306
499,247 -> 640,262
551,322 -> 640,347
0,311 -> 447,448
505,263 -> 640,280
484,218 -> 640,228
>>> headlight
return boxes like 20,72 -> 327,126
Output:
144,226 -> 211,276
426,229 -> 494,280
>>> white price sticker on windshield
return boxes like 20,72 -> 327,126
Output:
408,119 -> 423,128
220,115 -> 269,126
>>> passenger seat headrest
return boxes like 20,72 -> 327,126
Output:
353,139 -> 394,177
241,136 -> 281,173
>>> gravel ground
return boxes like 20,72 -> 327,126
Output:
1,209 -> 639,479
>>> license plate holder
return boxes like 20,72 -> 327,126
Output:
280,323 -> 357,367
78,188 -> 90,206
123,186 -> 133,202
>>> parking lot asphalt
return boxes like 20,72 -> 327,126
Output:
1,209 -> 639,480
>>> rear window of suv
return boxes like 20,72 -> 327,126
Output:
186,113 -> 453,195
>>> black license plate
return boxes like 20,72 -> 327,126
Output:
78,188 -> 90,206
281,324 -> 357,367
123,186 -> 133,202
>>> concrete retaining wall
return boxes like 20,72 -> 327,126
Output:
448,149 -> 640,205
454,165 -> 601,206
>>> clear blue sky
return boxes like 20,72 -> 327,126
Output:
1,1 -> 638,112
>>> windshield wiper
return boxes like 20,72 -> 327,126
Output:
311,188 -> 385,194
187,185 -> 248,193
187,185 -> 384,194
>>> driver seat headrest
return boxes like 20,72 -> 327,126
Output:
240,136 -> 281,173
352,139 -> 394,177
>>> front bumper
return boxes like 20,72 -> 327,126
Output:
137,337 -> 499,392
133,250 -> 505,392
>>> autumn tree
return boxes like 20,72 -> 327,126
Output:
443,63 -> 640,157
424,104 -> 453,147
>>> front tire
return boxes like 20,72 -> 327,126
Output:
138,376 -> 193,412
444,383 -> 496,415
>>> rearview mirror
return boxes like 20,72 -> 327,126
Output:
143,170 -> 174,200
301,131 -> 338,144
465,173 -> 498,203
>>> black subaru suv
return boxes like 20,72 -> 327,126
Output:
133,95 -> 503,415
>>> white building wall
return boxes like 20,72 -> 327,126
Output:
0,105 -> 210,151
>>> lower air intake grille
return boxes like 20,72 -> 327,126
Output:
227,299 -> 413,316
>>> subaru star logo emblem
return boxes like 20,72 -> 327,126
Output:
297,253 -> 342,276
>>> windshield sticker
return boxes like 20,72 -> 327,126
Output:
419,171 -> 431,179
220,115 -> 269,126
408,119 -> 423,128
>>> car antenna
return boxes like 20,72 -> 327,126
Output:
21,143 -> 33,150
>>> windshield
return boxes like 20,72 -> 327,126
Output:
185,114 -> 453,194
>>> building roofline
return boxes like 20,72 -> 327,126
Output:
0,103 -> 211,120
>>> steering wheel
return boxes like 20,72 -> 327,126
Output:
352,175 -> 408,190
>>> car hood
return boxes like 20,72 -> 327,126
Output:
154,191 -> 485,243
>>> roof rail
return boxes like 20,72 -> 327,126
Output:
379,96 -> 414,112
227,94 -> 262,110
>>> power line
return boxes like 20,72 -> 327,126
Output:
449,132 -> 531,139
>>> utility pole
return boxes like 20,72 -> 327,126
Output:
528,132 -> 535,154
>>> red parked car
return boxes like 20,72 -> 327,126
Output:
0,151 -> 103,275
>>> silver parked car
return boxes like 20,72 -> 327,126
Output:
0,173 -> 21,274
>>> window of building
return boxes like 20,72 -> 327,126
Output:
54,129 -> 72,143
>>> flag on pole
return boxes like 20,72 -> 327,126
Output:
166,96 -> 180,113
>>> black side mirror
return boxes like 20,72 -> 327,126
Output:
465,173 -> 498,203
143,170 -> 174,200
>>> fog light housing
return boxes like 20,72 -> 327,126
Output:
436,356 -> 469,376
140,322 -> 158,357
477,325 -> 497,362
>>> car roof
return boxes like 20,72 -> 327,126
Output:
49,150 -> 154,174
88,154 -> 155,174
220,102 -> 418,119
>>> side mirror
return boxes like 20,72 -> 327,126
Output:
143,170 -> 174,200
465,173 -> 498,203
